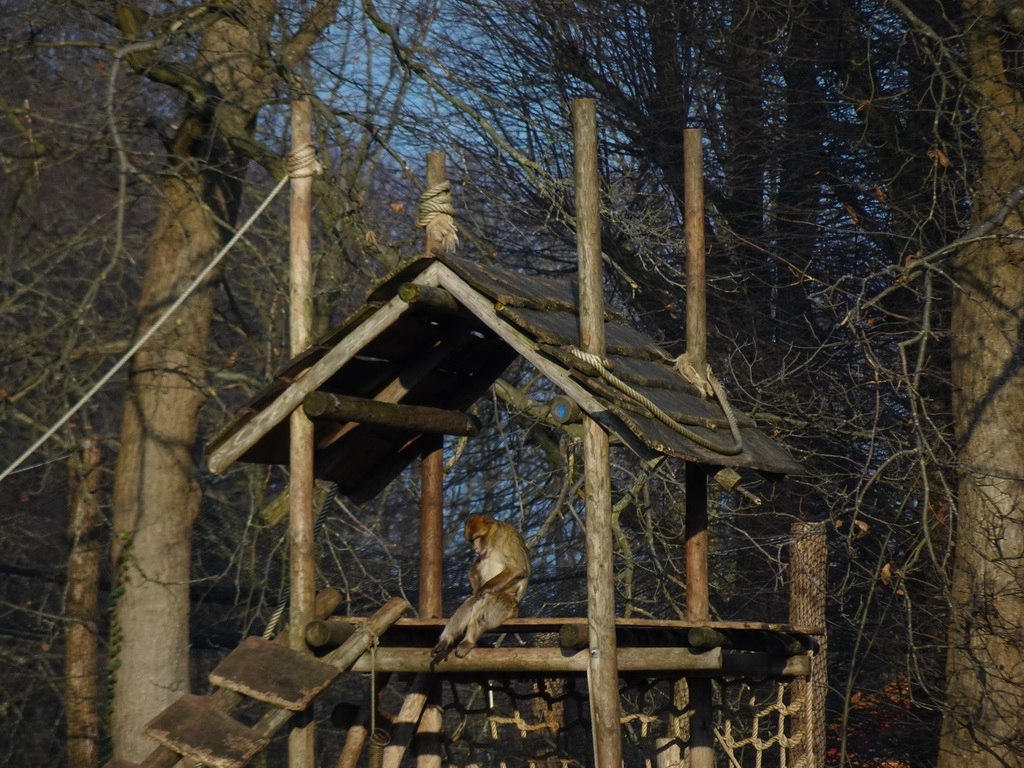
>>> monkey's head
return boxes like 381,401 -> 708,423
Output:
464,514 -> 495,555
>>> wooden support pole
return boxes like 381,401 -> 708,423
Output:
288,99 -> 316,768
790,521 -> 827,767
333,672 -> 393,768
303,392 -> 480,437
381,673 -> 435,768
683,128 -> 706,375
572,97 -> 622,768
685,461 -> 714,768
417,154 -> 447,768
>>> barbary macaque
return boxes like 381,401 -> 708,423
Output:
432,514 -> 531,658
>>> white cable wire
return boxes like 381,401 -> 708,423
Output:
0,172 -> 291,484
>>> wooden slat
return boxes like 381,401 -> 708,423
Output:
348,646 -> 808,676
143,694 -> 268,768
209,636 -> 340,710
338,615 -> 825,635
206,262 -> 443,474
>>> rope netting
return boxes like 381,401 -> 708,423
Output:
430,674 -> 810,767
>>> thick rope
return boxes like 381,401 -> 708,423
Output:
263,482 -> 338,639
417,180 -> 458,253
567,347 -> 744,456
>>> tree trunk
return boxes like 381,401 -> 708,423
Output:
110,169 -> 230,760
109,13 -> 260,760
66,437 -> 104,768
940,2 -> 1024,764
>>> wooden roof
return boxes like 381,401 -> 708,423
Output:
206,254 -> 802,502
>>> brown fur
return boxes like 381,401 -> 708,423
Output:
432,515 -> 530,658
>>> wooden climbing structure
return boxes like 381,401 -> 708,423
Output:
108,99 -> 822,768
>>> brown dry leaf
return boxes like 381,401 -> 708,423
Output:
845,205 -> 859,225
856,99 -> 870,112
390,202 -> 405,214
928,148 -> 951,167
881,562 -> 892,586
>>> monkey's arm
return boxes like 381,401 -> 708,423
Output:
477,564 -> 528,595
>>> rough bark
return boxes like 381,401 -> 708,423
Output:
66,437 -> 104,768
940,1 -> 1024,764
109,10 -> 268,761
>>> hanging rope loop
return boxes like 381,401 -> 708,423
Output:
287,141 -> 322,179
417,180 -> 458,253
566,347 -> 744,456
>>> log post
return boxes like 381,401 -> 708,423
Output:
417,152 -> 448,768
288,99 -> 317,768
682,128 -> 714,768
66,437 -> 103,768
573,97 -> 622,768
789,521 -> 827,766
684,462 -> 714,768
683,128 -> 707,375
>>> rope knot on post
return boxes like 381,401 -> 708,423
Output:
287,141 -> 322,179
417,180 -> 458,254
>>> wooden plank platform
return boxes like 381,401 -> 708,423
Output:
341,615 -> 824,636
209,636 -> 340,710
143,694 -> 268,768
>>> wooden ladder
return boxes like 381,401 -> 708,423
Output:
103,597 -> 409,768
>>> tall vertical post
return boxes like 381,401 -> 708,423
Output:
573,97 -> 622,768
288,100 -> 316,768
790,521 -> 827,766
419,152 -> 447,621
683,128 -> 706,375
683,128 -> 714,768
416,153 -> 447,768
685,463 -> 713,768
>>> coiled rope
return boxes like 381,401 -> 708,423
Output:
567,347 -> 744,456
0,143 -> 322,484
416,181 -> 458,254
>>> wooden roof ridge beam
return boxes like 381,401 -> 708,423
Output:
206,262 -> 443,474
302,392 -> 480,437
433,263 -> 662,466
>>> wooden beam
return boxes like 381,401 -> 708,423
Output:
352,646 -> 724,674
685,461 -> 713,768
206,262 -> 442,474
288,100 -> 316,768
302,392 -> 480,437
346,646 -> 810,677
683,127 -> 707,375
398,283 -> 460,314
434,266 -> 662,465
573,97 -> 622,768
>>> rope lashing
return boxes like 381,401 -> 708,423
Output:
417,180 -> 458,254
262,483 -> 338,639
566,347 -> 744,456
287,141 -> 323,179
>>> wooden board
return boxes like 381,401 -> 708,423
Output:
346,646 -> 810,677
143,694 -> 268,768
209,636 -> 339,710
340,615 -> 824,636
